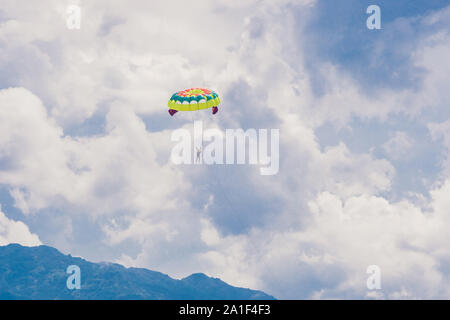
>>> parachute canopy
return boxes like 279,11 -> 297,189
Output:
168,88 -> 220,116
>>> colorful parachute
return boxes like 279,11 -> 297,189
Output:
168,88 -> 220,116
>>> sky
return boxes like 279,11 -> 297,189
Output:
1,0 -> 450,299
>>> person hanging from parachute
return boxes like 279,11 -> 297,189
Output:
196,147 -> 202,163
168,88 -> 220,116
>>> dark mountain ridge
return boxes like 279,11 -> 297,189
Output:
0,243 -> 274,300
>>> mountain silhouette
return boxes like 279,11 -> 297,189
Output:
0,244 -> 274,300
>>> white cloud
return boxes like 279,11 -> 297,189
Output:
175,181 -> 450,299
382,131 -> 413,160
0,87 -> 190,217
429,119 -> 450,175
0,205 -> 41,246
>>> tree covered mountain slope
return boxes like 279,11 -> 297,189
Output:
0,244 -> 275,300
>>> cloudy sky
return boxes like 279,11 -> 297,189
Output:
1,0 -> 450,299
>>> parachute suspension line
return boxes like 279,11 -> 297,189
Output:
208,166 -> 239,216
206,165 -> 272,274
166,88 -> 270,273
